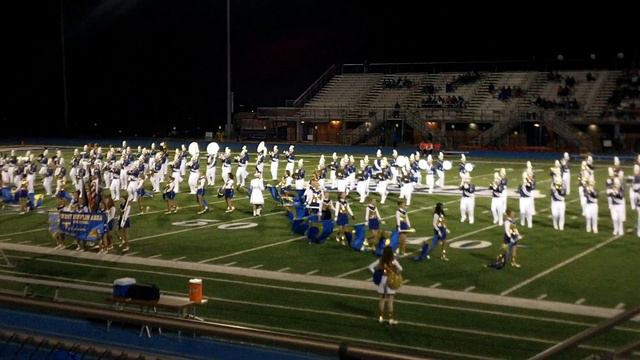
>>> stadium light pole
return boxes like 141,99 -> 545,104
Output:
225,0 -> 232,139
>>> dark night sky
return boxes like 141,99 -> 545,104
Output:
0,1 -> 636,137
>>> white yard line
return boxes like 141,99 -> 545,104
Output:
464,286 -> 476,292
429,282 -> 441,288
17,240 -> 32,245
575,298 -> 586,305
616,303 -> 625,309
171,256 -> 186,262
277,267 -> 290,272
223,261 -> 237,266
129,197 -> 249,218
148,254 -> 162,259
305,269 -> 319,275
3,256 -> 639,334
0,228 -> 47,238
197,236 -> 306,264
537,294 -> 547,300
501,233 -> 623,296
250,264 -> 264,269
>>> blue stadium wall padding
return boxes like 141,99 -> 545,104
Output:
306,220 -> 334,244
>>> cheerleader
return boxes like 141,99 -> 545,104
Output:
117,196 -> 132,252
490,172 -> 505,225
503,209 -> 522,268
196,175 -> 209,214
550,179 -> 566,231
236,146 -> 249,188
55,167 -> 67,200
519,171 -> 534,228
188,156 -> 201,194
249,172 -> 265,216
284,145 -> 295,177
376,159 -> 390,204
334,192 -> 355,245
224,173 -> 236,213
321,196 -> 334,221
459,173 -> 475,224
584,177 -> 598,233
607,177 -> 625,236
110,163 -> 121,201
396,199 -> 411,256
269,145 -> 279,181
425,155 -> 435,194
415,202 -> 449,261
163,176 -> 178,214
435,152 -> 445,188
561,152 -> 571,194
206,149 -> 218,186
368,246 -> 403,325
136,173 -> 149,214
365,198 -> 383,250
220,147 -> 232,183
99,197 -> 116,254
305,178 -> 324,216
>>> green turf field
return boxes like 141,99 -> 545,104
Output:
0,147 -> 639,359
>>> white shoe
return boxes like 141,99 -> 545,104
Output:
388,319 -> 398,325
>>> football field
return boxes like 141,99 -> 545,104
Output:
1,147 -> 639,359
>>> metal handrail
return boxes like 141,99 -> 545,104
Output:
0,293 -> 432,360
529,305 -> 640,360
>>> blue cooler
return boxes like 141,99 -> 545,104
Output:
113,277 -> 136,298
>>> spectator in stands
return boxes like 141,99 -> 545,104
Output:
488,83 -> 495,93
393,102 -> 401,118
586,72 -> 596,82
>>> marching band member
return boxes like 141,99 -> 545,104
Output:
396,199 -> 411,256
317,156 -> 327,190
38,149 -> 49,176
151,154 -> 163,193
347,155 -> 357,191
136,173 -> 149,214
269,145 -> 279,181
363,155 -> 373,196
607,176 -> 625,236
584,177 -> 598,233
117,196 -> 132,252
578,160 -> 589,216
550,178 -> 566,231
206,148 -> 218,186
256,147 -> 266,175
109,162 -> 121,201
119,152 -> 129,191
336,165 -> 348,195
373,149 -> 383,176
526,161 -> 537,215
631,164 -> 640,212
356,162 -> 368,203
26,155 -> 37,196
163,176 -> 178,214
459,154 -> 468,180
126,162 -> 139,202
224,173 -> 236,213
196,175 -> 209,214
490,172 -> 505,225
172,152 -> 183,194
365,198 -> 383,250
561,152 -> 571,194
55,165 -> 67,198
103,151 -> 113,189
188,155 -> 201,194
279,170 -> 293,191
376,158 -> 390,204
504,209 -> 522,268
236,145 -> 250,188
329,152 -> 338,189
75,162 -> 87,194
425,155 -> 435,194
293,159 -> 305,190
399,169 -> 413,206
459,173 -> 475,224
249,172 -> 265,216
519,170 -> 535,228
334,192 -> 355,246
410,154 -> 421,187
390,150 -> 399,184
321,195 -> 334,221
435,152 -> 445,188
43,159 -> 54,196
18,174 -> 29,214
220,147 -> 232,183
98,198 -> 117,254
285,145 -> 296,177
179,144 -> 188,176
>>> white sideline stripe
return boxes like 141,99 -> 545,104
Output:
501,233 -> 623,296
250,264 -> 264,269
464,286 -> 475,292
575,298 -> 586,305
224,261 -> 237,266
277,267 -> 290,272
429,282 -> 441,289
616,303 -> 625,309
171,256 -> 186,261
148,254 -> 162,259
537,294 -> 547,300
0,228 -> 47,238
17,240 -> 32,245
305,269 -> 319,275
4,255 -> 640,334
2,242 -> 637,323
130,210 -> 283,244
198,236 -> 305,264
